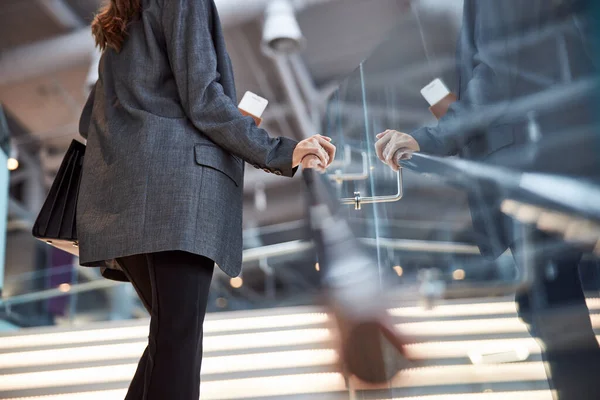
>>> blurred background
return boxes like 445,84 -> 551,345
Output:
0,0 -> 599,399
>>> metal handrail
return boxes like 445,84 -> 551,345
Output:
0,237 -> 486,307
0,280 -> 117,308
4,263 -> 79,284
398,151 -> 600,297
401,153 -> 600,223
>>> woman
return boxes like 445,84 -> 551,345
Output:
77,0 -> 335,398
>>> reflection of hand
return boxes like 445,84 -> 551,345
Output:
293,134 -> 337,169
374,130 -> 420,171
300,154 -> 326,173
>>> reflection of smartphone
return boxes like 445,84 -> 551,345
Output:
420,78 -> 451,106
239,91 -> 268,125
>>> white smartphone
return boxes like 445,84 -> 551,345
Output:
420,78 -> 451,107
238,91 -> 269,119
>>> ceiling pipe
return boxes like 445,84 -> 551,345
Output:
0,0 -> 338,86
259,0 -> 319,139
0,29 -> 94,86
288,54 -> 321,126
270,55 -> 316,138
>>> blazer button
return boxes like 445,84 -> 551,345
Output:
274,170 -> 282,176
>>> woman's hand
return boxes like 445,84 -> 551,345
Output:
293,134 -> 336,169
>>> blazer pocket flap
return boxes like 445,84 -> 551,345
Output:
194,144 -> 243,187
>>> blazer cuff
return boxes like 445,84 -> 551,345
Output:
265,137 -> 299,178
410,126 -> 443,156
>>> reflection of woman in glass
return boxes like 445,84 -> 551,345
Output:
78,0 -> 335,398
375,1 -> 600,398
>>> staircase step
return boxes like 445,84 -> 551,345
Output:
1,298 -> 597,399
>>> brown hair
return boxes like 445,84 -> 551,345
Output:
91,0 -> 141,52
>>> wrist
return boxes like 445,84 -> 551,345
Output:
292,145 -> 301,167
299,153 -> 322,168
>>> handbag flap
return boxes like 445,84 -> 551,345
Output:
59,147 -> 84,239
33,140 -> 86,242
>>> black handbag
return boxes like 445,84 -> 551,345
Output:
32,139 -> 85,256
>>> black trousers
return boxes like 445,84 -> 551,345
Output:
117,251 -> 214,400
514,230 -> 600,399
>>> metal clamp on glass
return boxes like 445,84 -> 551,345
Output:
340,169 -> 404,210
354,191 -> 361,210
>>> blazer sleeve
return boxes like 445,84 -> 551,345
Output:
161,0 -> 298,177
79,82 -> 96,140
410,0 -> 511,156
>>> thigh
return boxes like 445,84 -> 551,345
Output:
147,251 -> 215,329
117,254 -> 153,313
143,252 -> 214,399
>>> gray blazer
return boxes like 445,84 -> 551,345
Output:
77,0 -> 298,280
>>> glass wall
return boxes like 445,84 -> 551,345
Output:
320,2 -> 600,398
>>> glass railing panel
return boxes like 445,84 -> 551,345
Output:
0,244 -> 330,329
322,0 -> 600,296
318,3 -> 600,399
